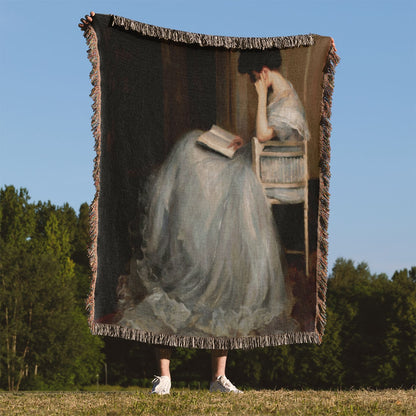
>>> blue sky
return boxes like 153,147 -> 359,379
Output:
1,0 -> 415,277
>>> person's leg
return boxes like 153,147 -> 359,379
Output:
152,347 -> 172,394
211,349 -> 228,381
156,347 -> 172,378
210,349 -> 242,393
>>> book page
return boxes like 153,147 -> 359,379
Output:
197,125 -> 236,158
201,131 -> 230,148
210,125 -> 236,144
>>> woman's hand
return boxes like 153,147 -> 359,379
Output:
254,72 -> 268,101
228,136 -> 244,151
254,71 -> 274,142
79,11 -> 95,30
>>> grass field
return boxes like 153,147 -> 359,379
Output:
0,388 -> 415,415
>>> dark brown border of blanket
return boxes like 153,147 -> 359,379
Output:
83,14 -> 340,349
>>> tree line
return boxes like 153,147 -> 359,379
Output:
0,185 -> 415,391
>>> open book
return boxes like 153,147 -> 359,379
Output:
196,125 -> 238,159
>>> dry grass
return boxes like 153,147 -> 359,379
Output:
0,388 -> 415,415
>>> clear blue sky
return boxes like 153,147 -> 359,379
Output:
1,0 -> 415,277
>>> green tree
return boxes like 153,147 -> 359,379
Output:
328,258 -> 416,388
0,186 -> 104,391
387,268 -> 416,386
71,203 -> 92,308
0,186 -> 36,391
289,307 -> 344,389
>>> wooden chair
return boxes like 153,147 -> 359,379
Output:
252,137 -> 309,276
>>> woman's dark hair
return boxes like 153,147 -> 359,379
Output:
238,49 -> 282,81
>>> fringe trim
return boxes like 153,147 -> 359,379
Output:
315,39 -> 340,342
83,24 -> 102,330
111,15 -> 315,50
90,322 -> 320,349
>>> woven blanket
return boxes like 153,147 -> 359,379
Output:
83,14 -> 339,349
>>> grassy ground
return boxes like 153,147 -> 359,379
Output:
0,388 -> 415,415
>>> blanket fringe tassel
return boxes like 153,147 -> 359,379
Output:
111,14 -> 315,50
84,24 -> 101,332
90,322 -> 320,349
315,39 -> 340,342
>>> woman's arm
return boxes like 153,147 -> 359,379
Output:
255,73 -> 275,142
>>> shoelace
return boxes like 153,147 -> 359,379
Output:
152,375 -> 161,384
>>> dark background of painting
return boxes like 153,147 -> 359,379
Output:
93,14 -> 327,332
94,15 -> 217,319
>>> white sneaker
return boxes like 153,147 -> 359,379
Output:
151,375 -> 171,395
209,375 -> 243,393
